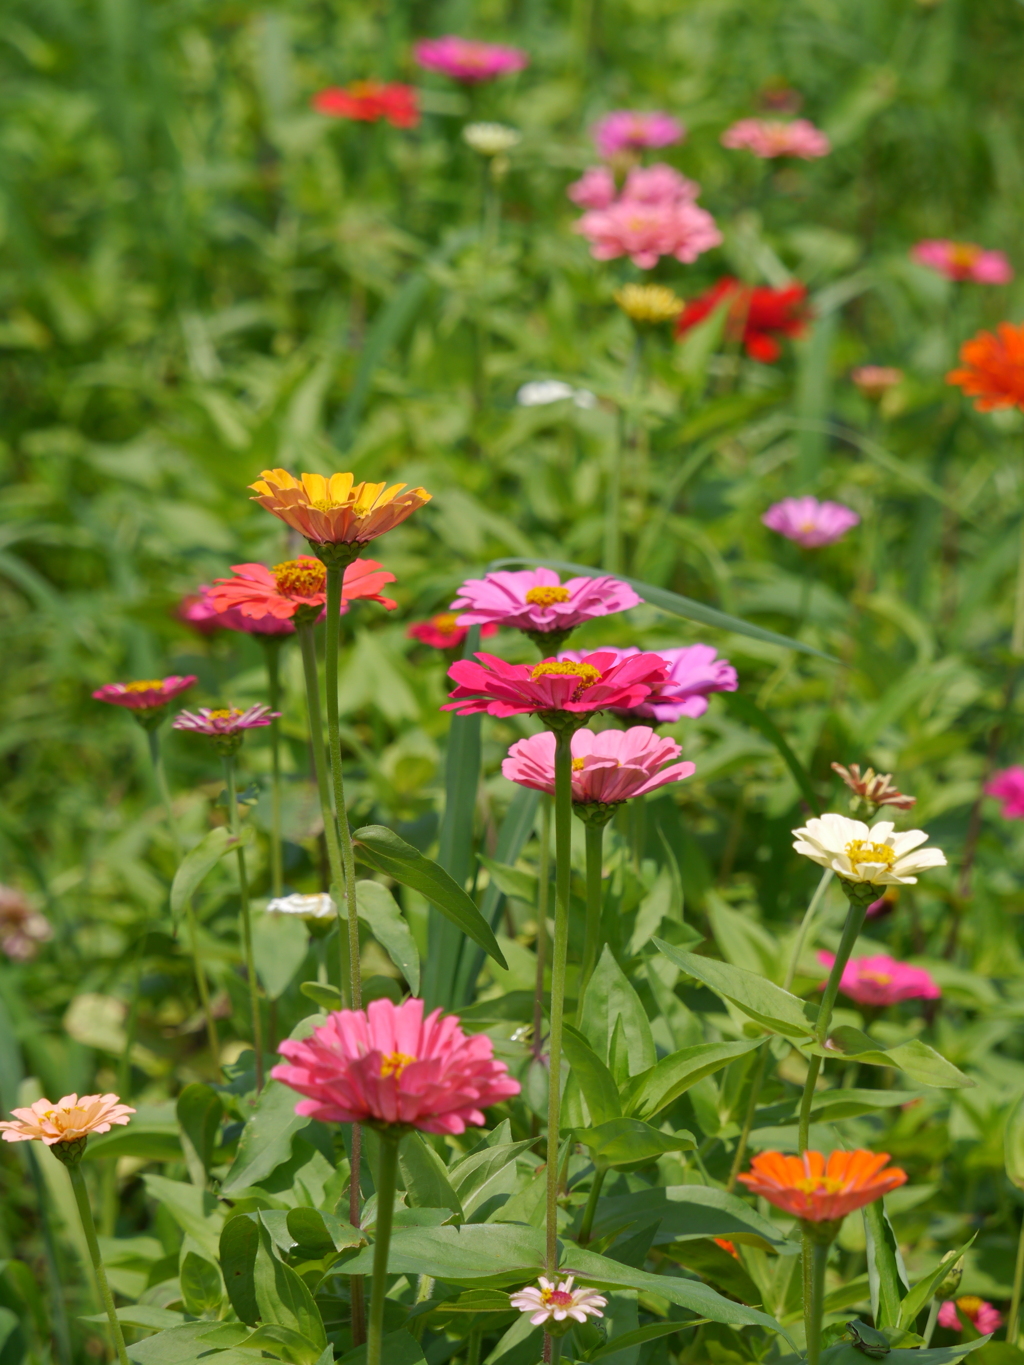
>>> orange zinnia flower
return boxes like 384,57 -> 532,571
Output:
249,470 -> 431,555
737,1149 -> 906,1223
946,322 -> 1024,412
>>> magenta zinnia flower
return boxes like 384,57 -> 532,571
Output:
413,35 -> 528,84
561,644 -> 737,722
272,997 -> 519,1135
592,110 -> 685,159
817,952 -> 941,1008
762,497 -> 859,548
911,240 -> 1013,285
173,704 -> 279,755
986,767 -> 1024,819
93,675 -> 197,713
574,197 -> 722,270
503,726 -> 694,806
938,1299 -> 1003,1336
721,118 -> 830,159
444,651 -> 670,725
452,567 -> 640,648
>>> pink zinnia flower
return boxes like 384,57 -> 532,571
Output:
443,651 -> 670,722
938,1298 -> 1003,1336
574,197 -> 722,270
208,556 -> 396,625
510,1276 -> 607,1327
567,167 -> 616,210
1,1094 -> 135,1147
413,36 -> 527,84
721,118 -> 830,160
911,241 -> 1013,285
503,726 -> 695,805
592,111 -> 685,159
762,497 -> 859,548
173,704 -> 279,755
622,162 -> 700,205
851,366 -> 904,400
407,614 -> 498,651
180,590 -> 295,638
818,952 -> 941,1008
93,675 -> 197,713
452,568 -> 640,646
561,644 -> 737,722
272,997 -> 519,1135
986,767 -> 1024,819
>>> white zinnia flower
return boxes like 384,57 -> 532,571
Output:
462,122 -> 522,156
509,1275 -> 607,1326
792,814 -> 946,886
266,893 -> 335,920
516,380 -> 597,409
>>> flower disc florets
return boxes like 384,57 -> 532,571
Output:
614,283 -> 685,326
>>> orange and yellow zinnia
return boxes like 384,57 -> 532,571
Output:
946,322 -> 1024,412
249,469 -> 431,547
737,1149 -> 906,1223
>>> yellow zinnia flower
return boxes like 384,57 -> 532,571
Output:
249,470 -> 431,563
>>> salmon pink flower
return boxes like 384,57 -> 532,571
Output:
510,1276 -> 607,1330
249,470 -> 431,564
738,1150 -> 906,1225
912,240 -> 1013,285
574,197 -> 722,270
208,556 -> 396,625
851,366 -> 903,400
592,110 -> 685,158
1,1093 -> 134,1153
312,81 -> 419,129
986,767 -> 1024,819
503,726 -> 694,809
0,885 -> 52,962
947,323 -> 1024,413
721,118 -> 830,159
567,167 -> 616,209
452,567 -> 641,650
561,644 -> 737,722
272,996 -> 519,1134
817,951 -> 940,1007
763,496 -> 859,548
173,704 -> 279,756
675,277 -> 810,362
93,675 -> 197,721
407,614 -> 497,651
413,36 -> 528,84
938,1298 -> 1002,1335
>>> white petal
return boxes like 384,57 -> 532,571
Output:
866,820 -> 895,841
530,1310 -> 551,1325
888,829 -> 929,855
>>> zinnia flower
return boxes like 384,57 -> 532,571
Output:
763,496 -> 859,548
714,1238 -> 739,1258
452,568 -> 640,647
503,726 -> 695,808
173,704 -> 279,756
938,1298 -> 1003,1336
312,82 -> 419,129
272,996 -> 520,1134
675,278 -> 810,363
817,951 -> 941,1007
180,589 -> 297,637
406,614 -> 497,651
911,241 -> 1013,285
614,284 -> 685,326
1,1094 -> 135,1148
509,1276 -> 607,1329
462,123 -> 521,156
249,470 -> 431,557
413,36 -> 528,83
574,198 -> 722,270
832,763 -> 916,812
737,1150 -> 906,1223
851,366 -> 903,400
266,893 -> 335,921
621,163 -> 700,205
516,381 -> 596,409
947,323 -> 1024,413
0,885 -> 52,962
567,167 -> 616,210
720,118 -> 830,159
208,556 -> 397,625
792,813 -> 947,886
592,110 -> 685,159
93,675 -> 197,718
986,767 -> 1024,819
561,644 -> 737,722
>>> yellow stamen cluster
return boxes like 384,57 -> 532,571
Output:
571,757 -> 586,771
273,558 -> 326,597
957,1297 -> 984,1317
124,680 -> 165,693
431,613 -> 460,633
208,708 -> 242,721
859,969 -> 893,985
844,840 -> 897,871
794,1174 -> 847,1195
379,1051 -> 415,1080
530,660 -> 602,699
950,244 -> 981,269
614,284 -> 685,326
525,585 -> 571,607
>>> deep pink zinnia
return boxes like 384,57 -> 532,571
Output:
503,726 -> 695,805
561,644 -> 737,722
986,767 -> 1024,819
272,997 -> 520,1135
592,110 -> 685,159
173,704 -> 279,746
452,567 -> 641,644
406,614 -> 498,651
911,241 -> 1013,285
93,675 -> 197,713
413,36 -> 528,84
762,497 -> 859,548
574,197 -> 722,270
720,118 -> 830,160
443,650 -> 670,722
818,952 -> 941,1008
938,1299 -> 1003,1336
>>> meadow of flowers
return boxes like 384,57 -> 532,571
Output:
3,1 -> 1024,1363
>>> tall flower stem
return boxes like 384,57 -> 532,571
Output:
545,728 -> 574,1275
784,869 -> 833,991
1008,1211 -> 1024,1345
1013,511 -> 1024,658
578,1165 -> 607,1245
580,819 -> 606,1007
367,1133 -> 400,1365
263,638 -> 284,898
532,797 -> 552,1061
603,333 -> 644,574
324,565 -> 362,1014
805,1237 -> 829,1365
726,1041 -> 769,1193
25,1147 -> 73,1365
223,754 -> 264,1092
68,1161 -> 130,1365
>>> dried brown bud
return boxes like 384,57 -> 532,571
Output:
832,763 -> 916,813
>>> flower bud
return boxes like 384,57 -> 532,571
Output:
935,1258 -> 964,1302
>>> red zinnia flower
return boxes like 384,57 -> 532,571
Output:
946,322 -> 1024,412
312,82 -> 419,129
207,556 -> 397,624
443,650 -> 670,723
738,1149 -> 906,1222
675,277 -> 810,363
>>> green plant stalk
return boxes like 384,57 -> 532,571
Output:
224,754 -> 264,1091
466,1327 -> 483,1365
578,1165 -> 607,1246
367,1133 -> 400,1365
1013,511 -> 1024,658
603,332 -> 644,574
923,1299 -> 939,1346
324,565 -> 361,1013
1008,1210 -> 1024,1345
580,820 -> 605,1007
545,729 -> 574,1275
726,1041 -> 769,1193
784,869 -> 833,990
805,1237 -> 829,1365
263,637 -> 284,898
533,797 -> 552,1060
25,1145 -> 73,1365
69,1162 -> 130,1365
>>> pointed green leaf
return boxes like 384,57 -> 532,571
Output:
656,940 -> 817,1039
238,1324 -> 324,1365
1007,1091 -> 1024,1189
141,1174 -> 224,1259
720,692 -> 821,814
898,1235 -> 976,1331
810,1028 -> 973,1089
399,1132 -> 464,1219
252,909 -> 310,1000
180,1251 -> 223,1316
176,1083 -> 224,1185
562,1024 -> 623,1125
254,1213 -> 327,1349
170,826 -> 253,919
356,879 -> 420,994
220,1081 -> 310,1196
220,1213 -> 260,1326
285,1207 -> 364,1256
588,1183 -> 795,1250
336,1329 -> 428,1365
580,946 -> 656,1073
571,1118 -> 696,1171
623,1037 -> 763,1119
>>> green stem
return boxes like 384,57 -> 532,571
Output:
324,566 -> 361,1013
923,1299 -> 939,1346
580,820 -> 605,1008
806,1238 -> 828,1365
784,869 -> 833,991
532,797 -> 551,1060
1009,1210 -> 1024,1345
224,755 -> 264,1092
69,1162 -> 129,1365
603,334 -> 643,574
25,1146 -> 73,1365
816,894 -> 869,1044
367,1135 -> 400,1365
263,638 -> 284,899
545,729 -> 574,1275
578,1165 -> 607,1246
147,726 -> 181,859
726,1041 -> 769,1192
798,1056 -> 822,1153
466,1327 -> 483,1365
1013,510 -> 1024,658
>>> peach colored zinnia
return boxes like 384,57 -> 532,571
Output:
911,240 -> 1013,285
249,470 -> 431,547
721,117 -> 830,159
738,1149 -> 906,1222
272,997 -> 519,1134
0,1093 -> 135,1146
503,726 -> 695,805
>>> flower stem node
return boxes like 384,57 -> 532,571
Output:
801,1215 -> 845,1247
839,877 -> 890,909
575,801 -> 619,829
50,1135 -> 89,1168
308,540 -> 363,571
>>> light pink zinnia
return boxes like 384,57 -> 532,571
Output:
443,650 -> 670,720
93,675 -> 197,712
567,167 -> 616,210
592,111 -> 685,159
561,644 -> 737,722
452,568 -> 640,640
938,1299 -> 1003,1336
413,36 -> 528,84
818,952 -> 941,1008
0,1093 -> 135,1146
762,497 -> 860,548
911,241 -> 1013,285
172,705 -> 279,749
574,198 -> 722,270
986,767 -> 1024,819
851,366 -> 904,400
721,118 -> 830,160
272,997 -> 520,1135
503,726 -> 694,805
622,162 -> 700,205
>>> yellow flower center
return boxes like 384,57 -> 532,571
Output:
859,969 -> 893,985
124,680 -> 164,693
431,613 -> 460,634
273,558 -> 327,597
793,1175 -> 847,1195
844,840 -> 897,872
949,244 -> 982,270
530,660 -> 602,699
379,1051 -> 415,1080
525,585 -> 571,607
957,1297 -> 984,1317
542,1288 -> 576,1307
614,284 -> 685,325
571,757 -> 586,771
208,708 -> 242,721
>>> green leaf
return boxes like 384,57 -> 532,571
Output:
398,1132 -> 465,1218
655,940 -> 818,1039
588,1184 -> 794,1250
590,1319 -> 708,1359
579,946 -> 656,1075
79,1306 -> 187,1331
252,910 -> 310,1001
623,1038 -> 763,1120
810,1089 -> 924,1122
448,1134 -> 535,1219
176,1083 -> 224,1186
353,824 -> 507,970
864,1199 -> 907,1330
180,1251 -> 223,1316
1006,1091 -> 1024,1190
237,1324 -> 325,1364
571,1118 -> 696,1171
334,1222 -> 546,1286
898,1235 -> 976,1331
220,1081 -> 310,1196
661,1238 -> 762,1304
336,1329 -> 428,1365
122,1321 -> 249,1363
429,1288 -> 517,1315
83,1126 -> 183,1163
562,1024 -> 623,1125
286,1207 -> 364,1256
253,1213 -> 327,1349
300,982 -> 340,1011
477,855 -> 538,905
811,1029 -> 973,1089
356,879 -> 420,994
720,692 -> 821,814
170,826 -> 252,920
141,1174 -> 224,1259
220,1213 -> 260,1326
822,1344 -> 991,1365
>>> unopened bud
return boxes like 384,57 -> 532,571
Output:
935,1258 -> 964,1301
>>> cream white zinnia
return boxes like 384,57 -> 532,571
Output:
509,1275 -> 607,1327
792,814 -> 946,885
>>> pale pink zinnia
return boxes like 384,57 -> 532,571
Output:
851,366 -> 904,400
938,1298 -> 1003,1336
93,675 -> 197,713
911,241 -> 1013,285
503,726 -> 695,805
173,705 -> 279,754
452,568 -> 640,642
621,162 -> 700,205
762,497 -> 859,548
561,644 -> 737,722
0,1093 -> 135,1146
986,767 -> 1024,819
818,952 -> 941,1008
592,110 -> 685,159
510,1276 -> 607,1327
413,36 -> 528,84
721,118 -> 830,160
574,197 -> 722,270
567,166 -> 616,210
443,651 -> 670,721
272,997 -> 519,1134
